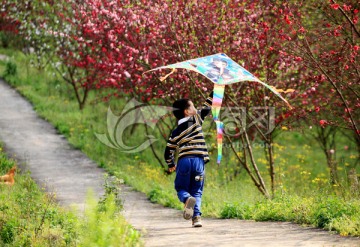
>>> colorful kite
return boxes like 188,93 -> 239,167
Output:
145,53 -> 292,164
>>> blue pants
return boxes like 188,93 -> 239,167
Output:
175,156 -> 205,217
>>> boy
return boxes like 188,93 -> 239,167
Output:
164,91 -> 213,227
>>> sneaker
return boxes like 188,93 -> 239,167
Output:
192,216 -> 202,227
183,197 -> 196,220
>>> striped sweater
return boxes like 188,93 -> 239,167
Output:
164,92 -> 213,168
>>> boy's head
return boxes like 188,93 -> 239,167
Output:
172,99 -> 197,120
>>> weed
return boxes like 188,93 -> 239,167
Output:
220,203 -> 253,219
313,197 -> 358,229
99,174 -> 124,210
148,186 -> 180,208
3,61 -> 17,77
0,220 -> 16,244
79,192 -> 142,247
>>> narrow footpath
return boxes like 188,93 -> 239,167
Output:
0,79 -> 359,247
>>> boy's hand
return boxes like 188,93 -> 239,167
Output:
168,166 -> 176,173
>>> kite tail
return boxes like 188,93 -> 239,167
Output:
215,121 -> 224,164
212,84 -> 226,165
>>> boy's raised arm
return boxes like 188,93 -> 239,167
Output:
200,91 -> 213,120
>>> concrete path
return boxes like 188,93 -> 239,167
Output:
0,79 -> 360,247
0,79 -> 105,209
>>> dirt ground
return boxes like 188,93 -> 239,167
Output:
0,79 -> 359,247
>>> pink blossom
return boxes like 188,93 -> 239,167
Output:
298,26 -> 305,33
284,15 -> 292,25
124,71 -> 131,78
342,5 -> 351,11
330,4 -> 340,10
319,120 -> 327,127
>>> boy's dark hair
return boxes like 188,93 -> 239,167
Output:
172,99 -> 190,120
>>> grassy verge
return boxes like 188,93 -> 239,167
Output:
0,145 -> 142,246
0,48 -> 359,237
220,194 -> 360,236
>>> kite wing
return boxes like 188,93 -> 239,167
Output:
145,53 -> 293,164
145,53 -> 292,108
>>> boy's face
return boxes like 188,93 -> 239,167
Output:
184,101 -> 197,117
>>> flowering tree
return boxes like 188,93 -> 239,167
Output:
284,0 -> 360,184
1,0 -> 61,69
0,0 -> 21,48
51,0 -> 319,197
7,0 -> 357,196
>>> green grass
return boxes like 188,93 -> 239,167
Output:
0,145 -> 142,246
0,47 -> 359,237
220,194 -> 360,236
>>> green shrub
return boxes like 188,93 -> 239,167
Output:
220,203 -> 253,219
0,32 -> 24,49
0,220 -> 16,244
329,215 -> 360,236
313,197 -> 358,229
252,199 -> 292,222
78,193 -> 142,247
0,32 -> 11,48
98,174 -> 124,211
3,61 -> 17,77
148,186 -> 178,208
219,193 -> 360,236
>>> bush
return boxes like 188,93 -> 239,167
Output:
313,197 -> 359,229
220,203 -> 253,219
329,215 -> 360,236
0,32 -> 24,49
3,61 -> 17,77
0,220 -> 16,244
148,186 -> 178,207
78,193 -> 142,247
219,194 -> 360,237
0,32 -> 11,48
